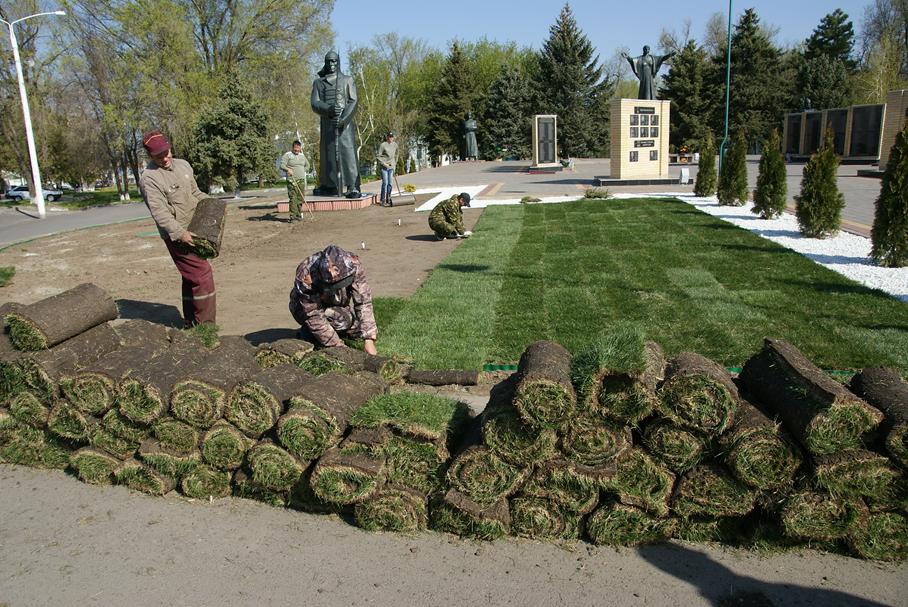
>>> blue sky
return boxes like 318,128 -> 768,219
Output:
333,1 -> 870,60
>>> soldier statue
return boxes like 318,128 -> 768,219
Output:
622,46 -> 676,100
463,112 -> 479,160
311,51 -> 362,198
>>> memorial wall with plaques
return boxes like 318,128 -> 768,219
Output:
782,103 -> 886,160
609,98 -> 670,180
531,114 -> 559,169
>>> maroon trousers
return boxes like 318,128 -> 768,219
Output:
165,239 -> 216,326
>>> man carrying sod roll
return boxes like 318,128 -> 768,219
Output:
428,192 -> 473,240
289,245 -> 378,355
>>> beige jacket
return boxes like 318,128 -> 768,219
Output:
139,157 -> 208,240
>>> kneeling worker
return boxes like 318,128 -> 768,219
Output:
289,244 -> 378,355
428,192 -> 473,240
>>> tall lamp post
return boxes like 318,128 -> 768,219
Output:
1,10 -> 66,219
718,0 -> 733,170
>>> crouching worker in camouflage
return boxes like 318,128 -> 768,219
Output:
428,192 -> 473,240
289,244 -> 378,355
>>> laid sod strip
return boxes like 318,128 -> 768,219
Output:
513,340 -> 576,429
114,459 -> 176,495
446,444 -> 528,506
298,353 -> 347,376
181,466 -> 231,499
13,322 -> 123,404
813,449 -> 901,500
309,444 -> 384,505
278,371 -> 388,461
850,367 -> 908,470
739,338 -> 884,456
89,426 -> 140,460
519,458 -> 600,515
405,369 -> 479,386
481,377 -> 557,467
671,463 -> 757,518
152,417 -> 200,455
780,490 -> 868,541
184,197 -> 227,258
587,501 -> 677,546
0,424 -> 71,468
659,352 -> 739,436
721,400 -> 803,491
848,512 -> 908,561
6,283 -> 119,350
138,438 -> 201,479
560,415 -> 632,469
100,410 -> 147,444
47,402 -> 96,442
354,485 -> 428,532
110,318 -> 173,347
227,365 -> 313,438
70,447 -> 119,484
233,469 -> 288,507
247,439 -> 306,492
642,420 -> 706,473
9,391 -> 50,428
606,449 -> 675,517
510,497 -> 579,540
255,338 -> 315,368
170,336 -> 260,428
350,390 -> 468,453
201,421 -> 252,470
430,489 -> 510,541
118,337 -> 213,425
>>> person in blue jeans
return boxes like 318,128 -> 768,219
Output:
376,131 -> 398,206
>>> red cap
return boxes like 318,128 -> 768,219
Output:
142,130 -> 171,156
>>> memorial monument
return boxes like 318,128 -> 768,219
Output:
463,112 -> 479,160
622,46 -> 676,101
530,115 -> 559,170
311,51 -> 362,198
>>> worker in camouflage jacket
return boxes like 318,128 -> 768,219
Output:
289,244 -> 378,354
428,192 -> 472,240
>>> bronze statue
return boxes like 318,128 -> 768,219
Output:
311,51 -> 361,198
463,112 -> 479,160
622,46 -> 676,100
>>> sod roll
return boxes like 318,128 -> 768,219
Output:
481,376 -> 557,467
114,458 -> 176,495
813,449 -> 901,500
47,401 -> 96,442
430,489 -> 510,540
739,338 -> 884,455
340,426 -> 449,494
0,423 -> 71,469
674,517 -> 743,543
287,463 -> 345,514
247,439 -> 306,492
354,485 -> 428,532
405,369 -> 480,386
181,465 -> 232,499
89,425 -> 140,460
446,443 -> 528,506
560,414 -> 632,469
101,409 -> 147,443
512,340 -> 576,429
642,420 -> 706,473
5,283 -> 118,351
138,438 -> 201,479
659,351 -> 739,435
848,512 -> 908,561
170,336 -> 260,428
201,420 -> 252,470
349,389 -> 466,452
309,442 -> 384,505
721,399 -> 803,491
510,496 -> 580,540
607,448 -> 676,517
298,352 -> 348,376
255,338 -> 315,368
780,490 -> 868,541
70,446 -> 119,484
850,367 -> 908,470
9,391 -> 50,428
586,501 -> 677,546
519,458 -> 600,515
232,469 -> 289,507
185,197 -> 227,258
671,463 -> 757,518
153,417 -> 200,455
227,364 -> 313,438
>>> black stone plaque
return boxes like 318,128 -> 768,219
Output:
537,116 -> 556,164
640,127 -> 649,137
630,114 -> 639,125
641,115 -> 650,126
651,115 -> 659,126
630,127 -> 639,138
630,151 -> 639,162
634,140 -> 655,148
649,150 -> 658,161
635,107 -> 656,114
651,127 -> 659,137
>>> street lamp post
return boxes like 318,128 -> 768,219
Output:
0,10 -> 66,219
718,0 -> 733,171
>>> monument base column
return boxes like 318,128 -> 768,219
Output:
597,98 -> 674,186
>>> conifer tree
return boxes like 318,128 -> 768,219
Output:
871,124 -> 908,267
795,129 -> 845,238
693,131 -> 717,197
660,40 -> 712,149
717,131 -> 748,206
804,9 -> 857,71
426,42 -> 474,159
753,129 -> 787,218
482,66 -> 533,159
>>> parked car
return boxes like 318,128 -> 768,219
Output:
5,185 -> 63,202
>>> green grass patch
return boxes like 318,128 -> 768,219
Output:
55,187 -> 141,209
350,392 -> 469,445
183,323 -> 220,349
0,266 -> 14,287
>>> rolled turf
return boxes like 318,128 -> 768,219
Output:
5,283 -> 119,350
152,417 -> 200,455
227,364 -> 313,438
739,338 -> 884,455
430,489 -> 510,540
170,336 -> 260,428
848,512 -> 908,561
0,423 -> 71,468
606,448 -> 676,517
721,399 -> 803,491
321,346 -> 409,385
184,197 -> 227,258
341,427 -> 449,494
446,444 -> 528,506
247,439 -> 306,492
674,516 -> 743,543
278,371 -> 387,461
288,464 -> 344,514
255,338 -> 315,368
560,414 -> 632,469
100,409 -> 147,444
232,468 -> 288,507
297,352 -> 348,376
813,449 -> 901,500
642,420 -> 706,474
181,465 -> 232,499
70,446 -> 120,484
780,490 -> 868,541
114,458 -> 176,495
138,438 -> 201,479
9,391 -> 50,428
89,425 -> 140,460
47,401 -> 96,442
201,420 -> 252,470
658,352 -> 739,436
309,442 -> 384,505
671,463 -> 757,519
354,485 -> 428,532
519,458 -> 600,515
510,496 -> 580,540
850,367 -> 908,470
481,376 -> 557,467
512,340 -> 576,429
586,501 -> 677,546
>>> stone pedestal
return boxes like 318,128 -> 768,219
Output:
531,115 -> 559,169
598,99 -> 672,185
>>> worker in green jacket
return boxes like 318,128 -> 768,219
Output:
428,192 -> 472,240
280,140 -> 310,223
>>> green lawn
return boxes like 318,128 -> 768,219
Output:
378,198 -> 908,371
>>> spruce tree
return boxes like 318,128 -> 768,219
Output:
694,131 -> 717,197
482,66 -> 533,159
795,129 -> 845,238
798,55 -> 849,110
753,129 -> 787,218
871,124 -> 908,267
426,42 -> 474,160
659,40 -> 712,150
534,3 -> 611,158
717,131 -> 748,206
804,9 -> 857,71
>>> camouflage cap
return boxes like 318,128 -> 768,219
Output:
316,244 -> 358,289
